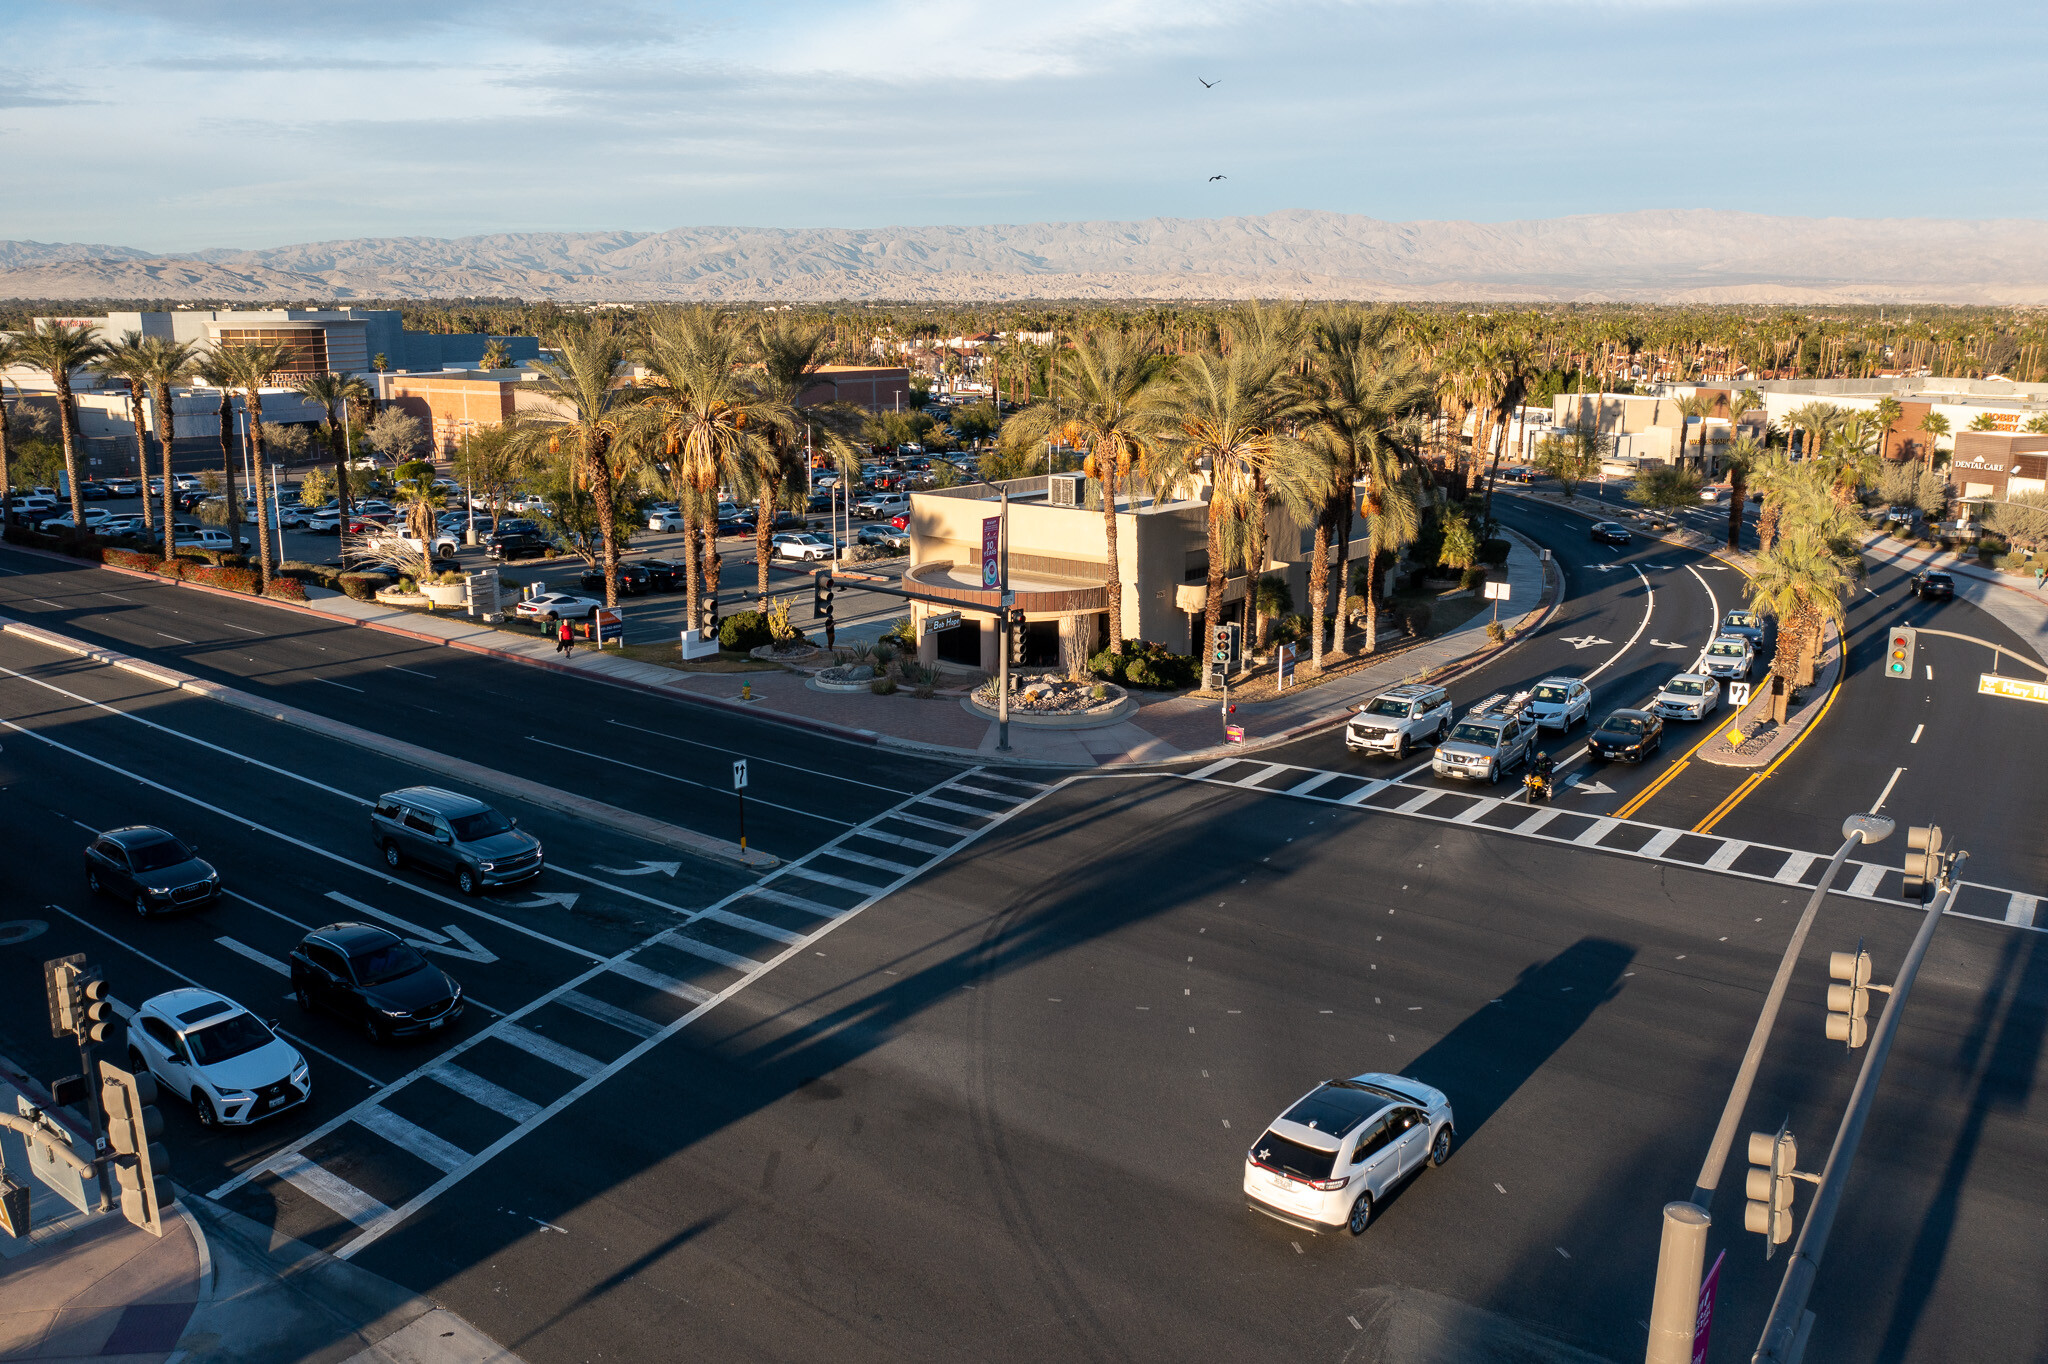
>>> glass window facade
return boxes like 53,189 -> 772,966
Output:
214,327 -> 329,377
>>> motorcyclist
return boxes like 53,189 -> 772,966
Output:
1527,749 -> 1555,799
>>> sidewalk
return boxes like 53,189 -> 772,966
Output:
281,530 -> 1557,767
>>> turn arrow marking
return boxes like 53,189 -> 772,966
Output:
1646,639 -> 1689,650
1565,777 -> 1616,795
419,925 -> 498,964
513,892 -> 581,910
592,861 -> 683,878
1560,635 -> 1612,649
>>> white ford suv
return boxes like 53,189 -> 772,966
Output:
1244,1073 -> 1456,1235
1344,684 -> 1452,758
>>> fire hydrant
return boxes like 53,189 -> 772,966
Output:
741,682 -> 753,702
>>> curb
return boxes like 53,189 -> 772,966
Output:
1694,617 -> 1843,770
0,540 -> 891,754
0,612 -> 778,871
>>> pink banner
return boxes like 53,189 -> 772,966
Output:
981,516 -> 1001,587
1692,1249 -> 1725,1364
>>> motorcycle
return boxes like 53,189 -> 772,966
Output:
1523,769 -> 1553,802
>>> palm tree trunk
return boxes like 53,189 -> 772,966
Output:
55,375 -> 86,530
327,406 -> 348,527
755,479 -> 778,611
217,392 -> 237,550
1329,486 -> 1357,660
1100,466 -> 1123,649
132,388 -> 154,530
1727,464 -> 1746,550
1203,499 -> 1227,682
1307,513 -> 1330,671
156,381 -> 178,561
682,504 -> 701,632
245,389 -> 274,588
0,403 -> 12,532
589,444 -> 619,610
1757,500 -> 1780,554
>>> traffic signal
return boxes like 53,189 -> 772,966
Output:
1744,1127 -> 1800,1251
1885,625 -> 1916,680
1902,824 -> 1944,902
99,1061 -> 172,1237
812,569 -> 833,621
1007,607 -> 1026,665
45,955 -> 86,1038
0,1173 -> 27,1239
696,594 -> 720,637
1212,624 -> 1233,665
79,975 -> 116,1045
1826,948 -> 1877,1048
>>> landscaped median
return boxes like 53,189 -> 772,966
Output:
99,546 -> 312,601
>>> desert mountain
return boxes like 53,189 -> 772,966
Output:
4,209 -> 2045,304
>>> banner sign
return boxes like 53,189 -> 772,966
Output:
1692,1249 -> 1725,1364
981,516 -> 1001,588
1979,674 -> 2048,704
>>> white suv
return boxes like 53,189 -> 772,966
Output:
1699,635 -> 1755,681
1345,684 -> 1452,758
1244,1073 -> 1455,1236
855,492 -> 909,519
126,988 -> 310,1128
1527,676 -> 1592,731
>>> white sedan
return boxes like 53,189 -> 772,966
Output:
771,532 -> 839,561
514,590 -> 605,622
1652,671 -> 1721,721
125,988 -> 310,1128
1244,1073 -> 1455,1235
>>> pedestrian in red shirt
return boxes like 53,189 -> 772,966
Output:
556,617 -> 574,656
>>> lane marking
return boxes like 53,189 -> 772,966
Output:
1397,789 -> 1442,813
695,905 -> 804,945
1638,828 -> 1682,858
1910,725 -> 1923,744
605,719 -> 920,795
847,828 -> 950,856
1775,852 -> 1818,884
1925,665 -> 1933,680
495,1023 -> 605,1080
1454,799 -> 1498,824
1583,563 -> 1655,682
216,936 -> 291,976
1185,759 -> 1237,781
353,1105 -> 471,1174
1705,841 -> 1748,871
273,1152 -> 391,1227
879,810 -> 983,836
1517,807 -> 1561,833
911,795 -> 998,817
1285,771 -> 1341,797
1847,864 -> 1887,897
1338,780 -> 1389,806
526,735 -> 853,828
2007,895 -> 2039,929
1575,817 -> 1620,846
556,989 -> 663,1041
1616,759 -> 1689,820
426,1063 -> 543,1123
1232,764 -> 1291,790
742,885 -> 846,919
781,864 -> 883,896
326,892 -> 449,944
648,932 -> 758,974
943,781 -> 1030,803
0,712 -> 604,963
1871,766 -> 1905,814
1692,668 -> 1845,834
546,867 -> 691,917
814,846 -> 918,877
611,957 -> 719,1003
223,622 -> 265,635
387,665 -> 436,679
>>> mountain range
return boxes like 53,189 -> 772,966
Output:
4,209 -> 2046,304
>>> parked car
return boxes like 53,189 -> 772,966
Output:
99,515 -> 150,539
638,558 -> 684,590
173,528 -> 234,551
889,513 -> 910,530
1344,683 -> 1452,758
104,477 -> 139,497
856,492 -> 910,519
1589,522 -> 1633,546
1432,692 -> 1538,784
771,532 -> 839,561
1913,571 -> 1955,601
1718,609 -> 1765,645
1587,708 -> 1663,762
1526,676 -> 1593,731
370,786 -> 544,896
127,990 -> 308,1127
1652,672 -> 1721,721
304,511 -> 343,534
715,514 -> 757,537
488,530 -> 555,562
290,922 -> 464,1041
78,480 -> 114,501
648,510 -> 687,531
515,590 -> 605,623
1700,635 -> 1755,681
579,563 -> 652,596
84,825 -> 219,914
1243,1073 -> 1455,1236
856,524 -> 908,548
42,508 -> 116,532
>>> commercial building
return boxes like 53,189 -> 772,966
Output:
1948,432 -> 2048,503
901,473 -> 1366,673
25,309 -> 540,378
798,364 -> 912,412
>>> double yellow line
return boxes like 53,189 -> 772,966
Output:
1690,670 -> 1845,834
1614,716 -> 1726,820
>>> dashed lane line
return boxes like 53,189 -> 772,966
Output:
604,718 -> 925,795
525,735 -> 854,830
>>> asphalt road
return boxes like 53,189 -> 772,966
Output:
331,773 -> 2046,1364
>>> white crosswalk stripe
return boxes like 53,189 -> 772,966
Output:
354,1104 -> 471,1174
784,865 -> 886,895
649,933 -> 758,974
741,885 -> 846,919
947,782 -> 1028,803
816,847 -> 919,876
496,1023 -> 604,1080
1847,863 -> 1888,897
272,1152 -> 390,1228
428,1064 -> 542,1123
611,957 -> 718,1004
557,990 -> 664,1040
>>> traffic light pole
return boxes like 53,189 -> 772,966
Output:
997,482 -> 1011,754
1752,852 -> 1966,1364
1643,812 -> 1893,1364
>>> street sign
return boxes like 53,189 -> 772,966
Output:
1691,1249 -> 1725,1364
594,608 -> 622,646
732,760 -> 749,790
1277,643 -> 1298,690
981,516 -> 1001,588
1483,580 -> 1512,601
1225,724 -> 1244,744
1979,673 -> 2048,704
1728,681 -> 1751,708
925,610 -> 962,633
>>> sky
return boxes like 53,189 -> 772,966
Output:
4,0 -> 2045,252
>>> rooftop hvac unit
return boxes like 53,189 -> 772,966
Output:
1049,473 -> 1083,507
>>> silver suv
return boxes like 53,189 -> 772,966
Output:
1345,684 -> 1452,758
371,787 -> 544,896
1431,693 -> 1538,785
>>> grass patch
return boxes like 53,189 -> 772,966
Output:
611,642 -> 785,672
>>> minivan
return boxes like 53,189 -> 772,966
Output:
371,786 -> 544,896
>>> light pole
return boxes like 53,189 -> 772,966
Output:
1642,810 -> 1895,1364
978,476 -> 1013,753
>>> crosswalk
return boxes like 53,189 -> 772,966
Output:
1178,758 -> 2045,931
205,766 -> 1053,1259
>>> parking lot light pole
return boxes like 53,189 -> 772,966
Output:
1643,811 -> 1894,1364
1752,850 -> 1967,1364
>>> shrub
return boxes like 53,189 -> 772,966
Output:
1125,658 -> 1158,687
870,676 -> 897,695
1461,566 -> 1489,591
265,576 -> 309,602
154,558 -> 187,581
1479,537 -> 1511,567
338,573 -> 382,602
718,610 -> 773,650
395,576 -> 417,594
1091,682 -> 1107,699
1486,621 -> 1507,643
1996,552 -> 2032,572
1406,601 -> 1434,636
871,641 -> 896,664
1088,648 -> 1126,682
103,547 -> 162,573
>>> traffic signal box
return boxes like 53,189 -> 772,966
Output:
1744,1128 -> 1800,1250
1826,950 -> 1875,1048
99,1061 -> 173,1236
1902,824 -> 1944,902
812,569 -> 833,621
1885,625 -> 1916,679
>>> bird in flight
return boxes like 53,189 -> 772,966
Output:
1198,76 -> 1219,88
1208,175 -> 1227,182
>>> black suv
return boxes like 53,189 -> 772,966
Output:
640,558 -> 684,590
488,530 -> 555,562
85,825 -> 220,914
1913,571 -> 1954,601
371,786 -> 544,895
290,922 -> 464,1042
580,563 -> 652,596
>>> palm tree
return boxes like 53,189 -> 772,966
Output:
631,311 -> 779,625
294,372 -> 371,525
94,332 -> 158,531
135,337 -> 201,561
1153,340 -> 1321,668
503,326 -> 642,609
0,332 -> 22,528
1000,328 -> 1172,649
752,315 -> 860,611
206,343 -> 290,588
15,321 -> 107,529
1918,411 -> 1950,472
1300,310 -> 1434,665
1747,526 -> 1854,709
1782,401 -> 1842,463
1873,394 -> 1904,462
1673,392 -> 1718,474
192,355 -> 241,549
1357,453 -> 1424,655
1723,434 -> 1765,550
